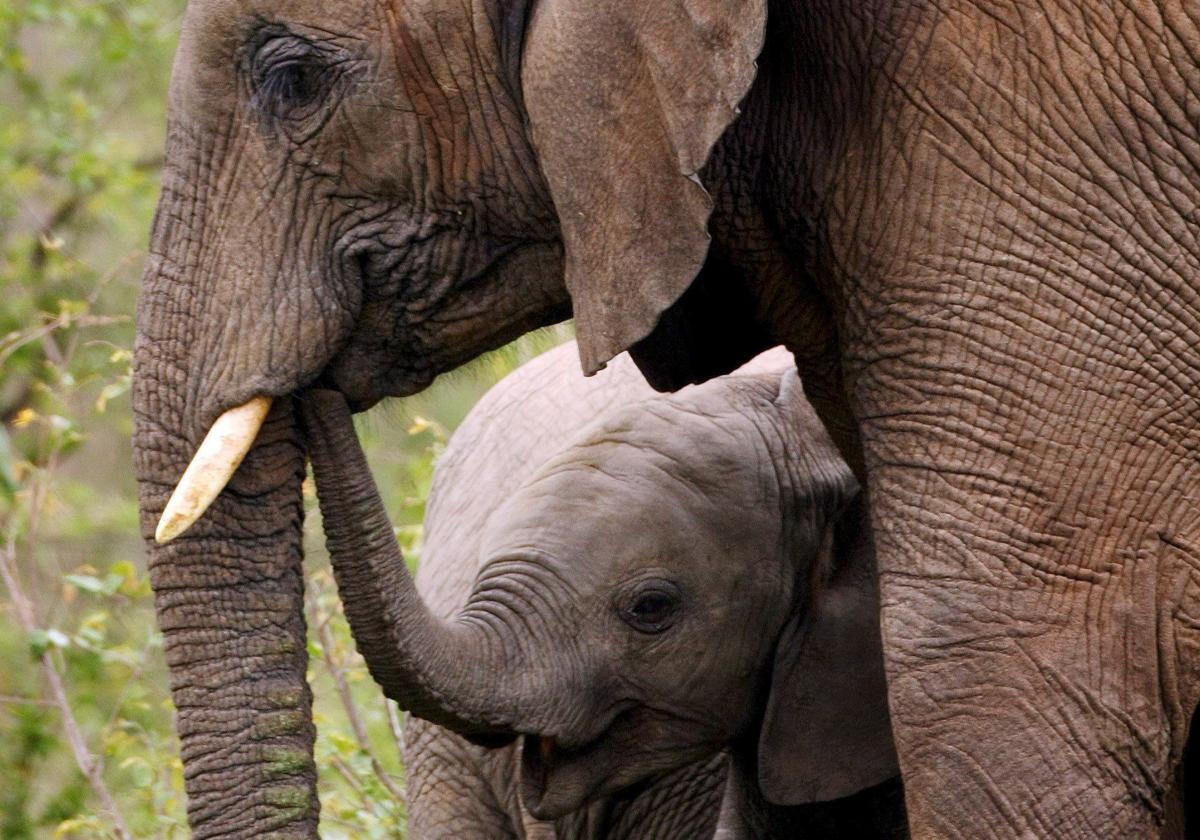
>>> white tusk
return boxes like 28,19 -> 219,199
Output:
155,396 -> 273,544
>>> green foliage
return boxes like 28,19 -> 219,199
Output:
1,3 -> 182,837
0,2 -> 573,837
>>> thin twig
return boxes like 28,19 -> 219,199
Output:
63,251 -> 142,363
330,755 -> 379,816
0,693 -> 56,708
316,617 -> 406,800
0,313 -> 130,369
28,154 -> 161,274
384,696 -> 405,757
100,661 -> 145,743
0,536 -> 133,840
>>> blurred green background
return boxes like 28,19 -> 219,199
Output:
0,3 -> 569,836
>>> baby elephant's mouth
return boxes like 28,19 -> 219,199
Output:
520,732 -> 612,820
518,707 -> 718,821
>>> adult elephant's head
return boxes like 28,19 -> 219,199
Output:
133,0 -> 766,835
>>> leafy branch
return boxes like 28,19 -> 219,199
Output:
0,533 -> 132,840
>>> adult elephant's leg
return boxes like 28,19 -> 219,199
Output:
809,4 -> 1200,835
402,718 -> 523,839
844,294 -> 1200,837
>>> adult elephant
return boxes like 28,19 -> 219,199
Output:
134,0 -> 1200,837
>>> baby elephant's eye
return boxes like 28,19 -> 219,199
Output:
618,580 -> 682,634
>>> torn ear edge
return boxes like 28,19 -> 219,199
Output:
757,498 -> 900,804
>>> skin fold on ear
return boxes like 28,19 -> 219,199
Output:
521,0 -> 767,375
758,496 -> 901,805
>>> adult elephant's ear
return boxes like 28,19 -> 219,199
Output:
522,0 -> 766,375
758,494 -> 901,804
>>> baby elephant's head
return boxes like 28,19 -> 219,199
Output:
463,371 -> 895,819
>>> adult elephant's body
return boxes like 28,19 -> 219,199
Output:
769,8 -> 1200,837
135,0 -> 1200,836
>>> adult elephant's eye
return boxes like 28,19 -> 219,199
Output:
259,60 -> 323,112
249,30 -> 341,126
618,580 -> 682,634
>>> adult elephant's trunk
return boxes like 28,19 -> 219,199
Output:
299,389 -> 528,741
131,143 -> 325,835
133,373 -> 317,836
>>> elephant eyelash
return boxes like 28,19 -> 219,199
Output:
247,28 -> 351,127
254,59 -> 328,116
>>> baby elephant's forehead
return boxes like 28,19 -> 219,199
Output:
597,383 -> 779,461
476,472 -> 776,591
553,405 -> 775,504
475,395 -> 788,566
481,448 -> 729,548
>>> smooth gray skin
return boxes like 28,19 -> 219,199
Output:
407,344 -> 737,838
407,344 -> 674,838
304,342 -> 902,837
135,0 -> 1200,835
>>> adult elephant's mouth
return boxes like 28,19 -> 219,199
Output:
154,230 -> 569,544
153,385 -> 343,544
152,383 -> 342,544
320,237 -> 570,412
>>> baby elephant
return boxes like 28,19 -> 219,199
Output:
302,343 -> 906,838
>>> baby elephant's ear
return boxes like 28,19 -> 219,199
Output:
758,499 -> 900,804
522,0 -> 766,375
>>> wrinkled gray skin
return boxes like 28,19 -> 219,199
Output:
303,343 -> 903,837
135,0 -> 1200,835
